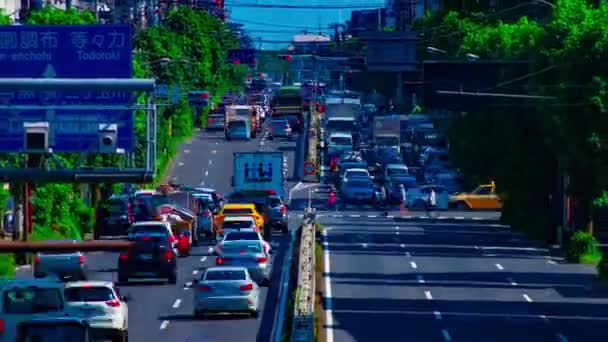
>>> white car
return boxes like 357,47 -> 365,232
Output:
220,216 -> 260,238
64,281 -> 129,341
217,230 -> 271,255
342,168 -> 370,184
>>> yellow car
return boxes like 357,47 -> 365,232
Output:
449,182 -> 502,210
215,203 -> 264,230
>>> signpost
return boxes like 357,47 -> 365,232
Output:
303,161 -> 316,176
0,25 -> 133,152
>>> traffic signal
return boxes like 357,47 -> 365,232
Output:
234,58 -> 241,65
277,54 -> 292,62
188,90 -> 210,106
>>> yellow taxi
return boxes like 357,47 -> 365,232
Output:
215,203 -> 264,229
449,181 -> 502,210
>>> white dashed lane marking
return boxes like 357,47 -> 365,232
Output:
184,149 -> 190,154
424,291 -> 433,300
495,263 -> 504,270
201,256 -> 207,262
523,294 -> 533,302
192,270 -> 198,275
160,320 -> 170,330
442,329 -> 452,341
410,261 -> 417,269
172,299 -> 181,309
178,162 -> 184,166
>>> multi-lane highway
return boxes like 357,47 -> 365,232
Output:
318,214 -> 608,342
16,127 -> 300,342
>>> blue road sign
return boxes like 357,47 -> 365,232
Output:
227,48 -> 255,64
0,25 -> 133,152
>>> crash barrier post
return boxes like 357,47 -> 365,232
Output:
291,207 -> 316,342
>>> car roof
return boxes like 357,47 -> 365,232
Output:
205,266 -> 248,273
1,278 -> 63,289
387,164 -> 408,169
132,221 -> 167,227
135,190 -> 156,195
194,187 -> 216,193
223,216 -> 256,222
193,193 -> 213,199
223,203 -> 255,209
64,281 -> 114,288
345,168 -> 368,173
330,132 -> 352,138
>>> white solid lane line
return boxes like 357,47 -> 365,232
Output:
434,310 -> 442,320
442,329 -> 452,341
410,261 -> 417,269
172,299 -> 181,309
523,294 -> 533,302
424,291 -> 433,300
416,275 -> 425,284
323,230 -> 335,342
160,320 -> 170,330
495,263 -> 504,270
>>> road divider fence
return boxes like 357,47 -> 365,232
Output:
291,207 -> 316,342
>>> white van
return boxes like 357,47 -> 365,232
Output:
0,278 -> 68,342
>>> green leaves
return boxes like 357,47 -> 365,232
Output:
25,6 -> 96,25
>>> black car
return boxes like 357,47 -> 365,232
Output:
118,234 -> 177,284
93,195 -> 133,239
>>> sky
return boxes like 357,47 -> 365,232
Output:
226,0 -> 385,49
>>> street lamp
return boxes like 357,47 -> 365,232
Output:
465,53 -> 480,62
426,46 -> 447,55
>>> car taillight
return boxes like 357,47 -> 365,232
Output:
202,211 -> 210,217
168,235 -> 176,243
0,318 -> 4,334
78,255 -> 84,264
34,256 -> 40,265
216,257 -> 224,265
280,205 -> 287,214
119,253 -> 128,260
164,250 -> 174,259
240,283 -> 253,291
253,226 -> 259,232
105,299 -> 121,307
256,256 -> 267,263
198,285 -> 212,292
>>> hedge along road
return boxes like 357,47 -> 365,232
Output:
15,125 -> 300,342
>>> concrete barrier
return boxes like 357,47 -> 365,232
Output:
291,207 -> 316,342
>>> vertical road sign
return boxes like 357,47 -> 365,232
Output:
0,25 -> 133,153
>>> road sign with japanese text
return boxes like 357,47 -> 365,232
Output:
0,25 -> 133,152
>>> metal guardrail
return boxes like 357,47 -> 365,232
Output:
291,207 -> 316,342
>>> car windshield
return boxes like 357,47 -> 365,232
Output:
347,181 -> 372,188
3,288 -> 63,314
388,168 -> 408,176
269,197 -> 282,207
346,171 -> 368,178
222,243 -> 262,254
225,232 -> 259,241
330,136 -> 352,145
223,221 -> 254,229
223,208 -> 253,215
131,236 -> 169,252
327,120 -> 354,132
19,324 -> 87,342
129,225 -> 166,235
65,287 -> 115,302
229,121 -> 246,129
205,270 -> 247,281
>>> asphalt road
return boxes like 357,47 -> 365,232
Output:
318,214 -> 608,342
16,125 -> 301,342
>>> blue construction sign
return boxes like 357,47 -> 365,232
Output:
0,25 -> 133,152
227,48 -> 255,64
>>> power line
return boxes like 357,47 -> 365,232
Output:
229,17 -> 333,29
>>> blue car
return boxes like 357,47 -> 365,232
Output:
226,120 -> 251,140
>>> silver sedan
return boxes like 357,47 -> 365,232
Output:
214,240 -> 271,286
193,266 -> 260,318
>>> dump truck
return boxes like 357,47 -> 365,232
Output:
271,86 -> 304,132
